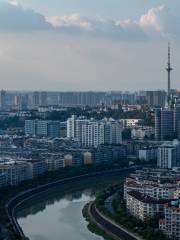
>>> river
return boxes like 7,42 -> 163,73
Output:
16,174 -> 125,240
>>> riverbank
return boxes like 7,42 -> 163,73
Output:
83,184 -> 166,240
3,166 -> 134,240
83,201 -> 140,240
83,202 -> 115,240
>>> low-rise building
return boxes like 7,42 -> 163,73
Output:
131,126 -> 154,140
120,119 -> 141,128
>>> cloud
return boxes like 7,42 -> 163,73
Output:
0,2 -> 52,31
0,2 -> 179,41
8,0 -> 19,6
139,5 -> 180,39
46,5 -> 180,41
46,14 -> 147,41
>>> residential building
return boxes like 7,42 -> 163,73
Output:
157,140 -> 180,169
47,121 -> 60,138
82,121 -> 105,147
120,119 -> 141,128
145,90 -> 166,108
25,120 -> 37,136
0,90 -> 6,110
124,177 -> 176,200
155,108 -> 174,141
159,199 -> 180,240
138,147 -> 157,161
32,91 -> 40,107
131,126 -> 154,140
0,173 -> 8,187
67,115 -> 77,139
36,120 -> 48,137
40,91 -> 47,106
126,191 -> 171,221
104,120 -> 122,145
25,120 -> 61,138
0,161 -> 33,186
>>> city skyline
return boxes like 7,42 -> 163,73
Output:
0,1 -> 180,91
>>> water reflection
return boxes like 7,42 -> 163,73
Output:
18,190 -> 103,240
17,174 -> 124,240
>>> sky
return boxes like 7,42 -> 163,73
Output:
0,0 -> 179,91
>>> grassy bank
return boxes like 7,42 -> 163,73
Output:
82,203 -> 115,240
84,184 -> 167,240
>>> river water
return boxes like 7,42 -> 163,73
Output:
16,174 -> 124,240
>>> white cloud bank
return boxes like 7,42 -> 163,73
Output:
46,5 -> 180,40
0,2 -> 179,40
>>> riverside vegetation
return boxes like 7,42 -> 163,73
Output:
83,184 -> 167,240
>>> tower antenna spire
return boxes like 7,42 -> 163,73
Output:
166,42 -> 173,107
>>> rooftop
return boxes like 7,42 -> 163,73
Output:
128,191 -> 172,204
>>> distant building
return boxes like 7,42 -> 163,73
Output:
67,115 -> 76,139
83,152 -> 92,165
25,120 -> 36,136
155,108 -> 174,141
131,126 -> 154,140
120,119 -> 141,128
47,121 -> 60,138
67,116 -> 122,147
157,140 -> 180,169
104,120 -> 122,145
32,91 -> 40,107
0,90 -> 6,110
138,147 -> 157,161
36,120 -> 48,137
145,90 -> 166,108
82,121 -> 105,147
0,173 -> 8,187
64,154 -> 73,167
40,92 -> 47,106
14,94 -> 29,110
25,120 -> 61,138
174,98 -> 180,138
0,161 -> 33,186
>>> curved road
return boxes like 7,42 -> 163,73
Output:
89,202 -> 141,240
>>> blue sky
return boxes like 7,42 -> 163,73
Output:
0,0 -> 179,91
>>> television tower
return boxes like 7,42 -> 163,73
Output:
166,42 -> 173,107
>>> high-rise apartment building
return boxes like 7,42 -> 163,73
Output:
174,99 -> 180,138
67,115 -> 77,139
82,121 -> 105,147
157,140 -> 180,169
32,91 -> 40,107
40,92 -> 47,106
146,91 -> 166,108
155,108 -> 174,141
66,115 -> 122,147
0,90 -> 6,110
25,120 -> 60,138
104,120 -> 122,145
